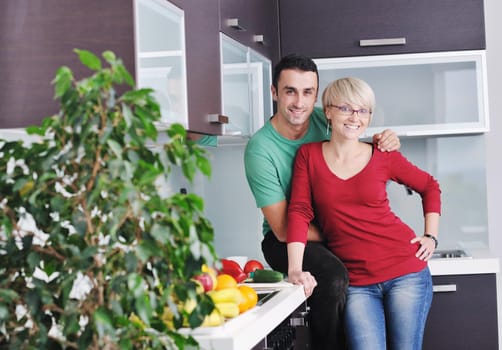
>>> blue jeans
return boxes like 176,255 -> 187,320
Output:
344,267 -> 432,350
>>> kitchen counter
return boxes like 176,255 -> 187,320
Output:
182,252 -> 499,350
428,249 -> 499,275
181,283 -> 306,350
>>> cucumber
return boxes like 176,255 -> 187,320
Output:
252,269 -> 284,283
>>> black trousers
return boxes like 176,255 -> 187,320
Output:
262,232 -> 349,350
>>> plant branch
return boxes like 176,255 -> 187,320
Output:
31,245 -> 66,262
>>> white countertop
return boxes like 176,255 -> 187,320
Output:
180,283 -> 306,350
182,252 -> 500,349
428,249 -> 499,276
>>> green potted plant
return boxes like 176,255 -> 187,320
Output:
0,49 -> 217,349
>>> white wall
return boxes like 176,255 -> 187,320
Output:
484,0 -> 502,347
200,144 -> 265,263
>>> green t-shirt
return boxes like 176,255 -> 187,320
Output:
244,107 -> 329,235
196,134 -> 218,147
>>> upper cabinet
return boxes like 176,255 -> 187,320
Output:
0,0 -> 226,135
135,0 -> 188,129
168,0 -> 225,134
219,0 -> 280,64
279,0 -> 486,58
220,34 -> 273,138
315,50 -> 489,137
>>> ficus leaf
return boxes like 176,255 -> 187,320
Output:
74,49 -> 102,71
52,66 -> 73,98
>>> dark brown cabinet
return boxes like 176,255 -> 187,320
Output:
219,0 -> 280,64
169,0 -> 224,135
279,0 -> 485,58
423,274 -> 499,349
0,1 -> 135,129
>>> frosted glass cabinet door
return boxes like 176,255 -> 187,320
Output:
314,50 -> 489,137
134,0 -> 188,128
220,34 -> 272,137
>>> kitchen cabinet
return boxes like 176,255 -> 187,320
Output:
314,50 -> 489,137
0,0 -> 135,129
423,273 -> 499,349
0,0 -> 225,135
135,0 -> 188,129
168,0 -> 225,135
279,0 -> 485,58
220,34 -> 273,138
219,0 -> 280,63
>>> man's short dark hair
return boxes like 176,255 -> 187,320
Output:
272,54 -> 319,90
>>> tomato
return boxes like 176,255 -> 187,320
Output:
244,259 -> 264,275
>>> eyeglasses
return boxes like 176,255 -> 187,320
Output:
329,105 -> 372,118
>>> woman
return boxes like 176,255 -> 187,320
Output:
286,77 -> 441,350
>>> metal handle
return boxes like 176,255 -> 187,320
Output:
208,114 -> 229,124
359,37 -> 406,47
226,18 -> 246,31
433,284 -> 457,293
253,34 -> 265,45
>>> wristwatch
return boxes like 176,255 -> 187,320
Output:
424,233 -> 438,248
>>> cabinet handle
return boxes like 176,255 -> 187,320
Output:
359,37 -> 406,47
253,35 -> 265,45
208,114 -> 229,124
226,18 -> 246,31
432,284 -> 457,293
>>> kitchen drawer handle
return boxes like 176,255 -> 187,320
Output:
432,284 -> 457,293
208,114 -> 229,124
359,37 -> 406,47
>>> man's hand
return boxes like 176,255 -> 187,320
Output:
373,129 -> 400,152
307,224 -> 325,242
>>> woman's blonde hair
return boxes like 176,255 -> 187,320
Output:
322,77 -> 375,112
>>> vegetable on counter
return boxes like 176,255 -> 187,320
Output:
219,259 -> 248,283
243,259 -> 265,275
204,273 -> 259,325
252,269 -> 284,283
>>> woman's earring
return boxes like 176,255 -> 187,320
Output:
326,119 -> 331,135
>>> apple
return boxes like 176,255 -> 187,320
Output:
194,272 -> 214,292
202,264 -> 218,289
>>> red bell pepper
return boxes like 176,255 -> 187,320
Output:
220,259 -> 247,283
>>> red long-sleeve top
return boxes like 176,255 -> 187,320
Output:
287,142 -> 441,286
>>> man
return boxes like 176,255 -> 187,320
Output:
244,54 -> 400,349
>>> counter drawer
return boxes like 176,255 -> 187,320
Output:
423,273 -> 498,350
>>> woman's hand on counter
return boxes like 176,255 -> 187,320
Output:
288,270 -> 317,297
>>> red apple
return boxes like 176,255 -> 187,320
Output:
194,272 -> 214,292
202,264 -> 218,288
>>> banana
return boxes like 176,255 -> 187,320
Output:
201,309 -> 225,327
215,302 -> 240,318
207,288 -> 243,304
